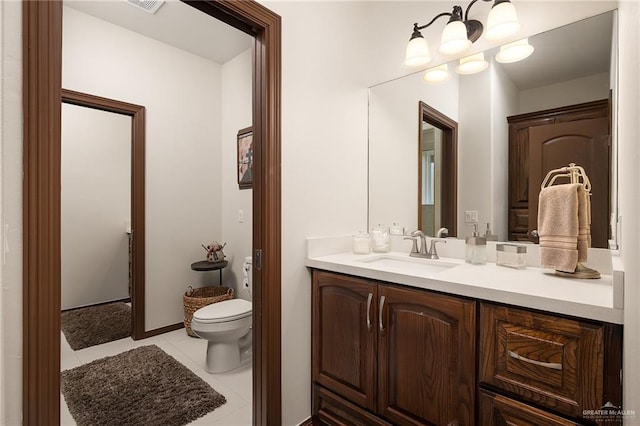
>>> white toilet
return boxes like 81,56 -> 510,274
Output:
191,256 -> 253,373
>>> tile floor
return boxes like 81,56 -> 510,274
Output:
61,329 -> 252,425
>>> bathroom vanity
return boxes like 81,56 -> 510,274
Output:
307,238 -> 623,425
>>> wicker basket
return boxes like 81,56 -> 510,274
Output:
183,285 -> 234,337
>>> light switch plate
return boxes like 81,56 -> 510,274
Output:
465,210 -> 478,223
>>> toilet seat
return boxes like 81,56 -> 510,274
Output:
193,299 -> 252,324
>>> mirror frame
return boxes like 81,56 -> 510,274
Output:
418,101 -> 458,236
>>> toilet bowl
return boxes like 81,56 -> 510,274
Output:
191,256 -> 253,373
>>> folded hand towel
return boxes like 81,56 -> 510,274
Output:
538,183 -> 582,273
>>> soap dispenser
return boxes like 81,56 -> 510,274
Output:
465,224 -> 487,265
484,223 -> 498,241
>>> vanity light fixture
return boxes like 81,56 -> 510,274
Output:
495,38 -> 534,63
455,52 -> 489,74
404,0 -> 521,67
423,64 -> 450,83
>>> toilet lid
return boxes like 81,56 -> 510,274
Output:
193,299 -> 252,323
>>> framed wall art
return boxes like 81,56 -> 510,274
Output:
237,126 -> 253,189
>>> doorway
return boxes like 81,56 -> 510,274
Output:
22,1 -> 281,424
418,101 -> 458,237
61,89 -> 146,340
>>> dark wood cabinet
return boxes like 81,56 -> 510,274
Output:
311,270 -> 622,426
479,303 -> 622,424
312,271 -> 476,425
507,99 -> 610,245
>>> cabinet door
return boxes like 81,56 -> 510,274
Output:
377,284 -> 476,425
312,271 -> 377,411
480,390 -> 580,426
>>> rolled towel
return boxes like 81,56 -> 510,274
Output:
538,183 -> 581,273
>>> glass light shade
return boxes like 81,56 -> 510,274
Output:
495,38 -> 534,63
423,64 -> 449,84
405,36 -> 431,67
438,20 -> 472,55
455,52 -> 489,75
485,1 -> 521,41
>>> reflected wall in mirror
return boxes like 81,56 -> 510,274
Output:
368,10 -> 618,247
418,102 -> 457,237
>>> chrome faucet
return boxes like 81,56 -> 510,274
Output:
436,227 -> 449,238
405,230 -> 447,259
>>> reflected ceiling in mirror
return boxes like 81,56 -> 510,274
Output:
368,10 -> 617,248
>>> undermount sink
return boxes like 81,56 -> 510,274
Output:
357,254 -> 459,275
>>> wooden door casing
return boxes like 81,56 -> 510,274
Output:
312,271 -> 378,411
377,284 -> 476,425
528,118 -> 610,248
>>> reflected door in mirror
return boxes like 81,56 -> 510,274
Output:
418,102 -> 457,237
528,118 -> 609,248
508,100 -> 610,246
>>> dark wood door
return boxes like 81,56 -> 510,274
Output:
377,284 -> 476,425
312,271 -> 378,411
528,117 -> 610,248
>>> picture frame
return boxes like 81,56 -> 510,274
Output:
237,126 -> 253,189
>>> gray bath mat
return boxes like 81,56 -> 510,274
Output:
61,301 -> 131,350
61,345 -> 226,426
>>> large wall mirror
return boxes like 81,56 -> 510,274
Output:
368,10 -> 618,249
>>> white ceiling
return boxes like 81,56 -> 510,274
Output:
64,0 -> 253,64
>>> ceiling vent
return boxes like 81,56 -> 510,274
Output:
125,0 -> 165,15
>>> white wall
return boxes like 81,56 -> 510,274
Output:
369,72 -> 459,233
63,6 -> 223,331
617,1 -> 640,420
458,70 -> 492,237
1,0 -> 23,423
518,72 -> 610,114
61,103 -> 131,309
221,48 -> 253,300
260,2 -> 370,423
491,61 -> 519,241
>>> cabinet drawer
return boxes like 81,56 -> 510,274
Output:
479,303 -> 604,418
480,390 -> 580,426
314,385 -> 390,426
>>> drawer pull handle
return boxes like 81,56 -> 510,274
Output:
508,350 -> 562,370
379,296 -> 386,332
366,293 -> 373,331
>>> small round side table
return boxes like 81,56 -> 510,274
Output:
190,260 -> 228,286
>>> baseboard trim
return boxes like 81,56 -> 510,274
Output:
142,322 -> 184,339
298,417 -> 313,426
61,297 -> 131,313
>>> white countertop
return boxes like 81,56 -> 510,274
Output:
306,247 -> 624,324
